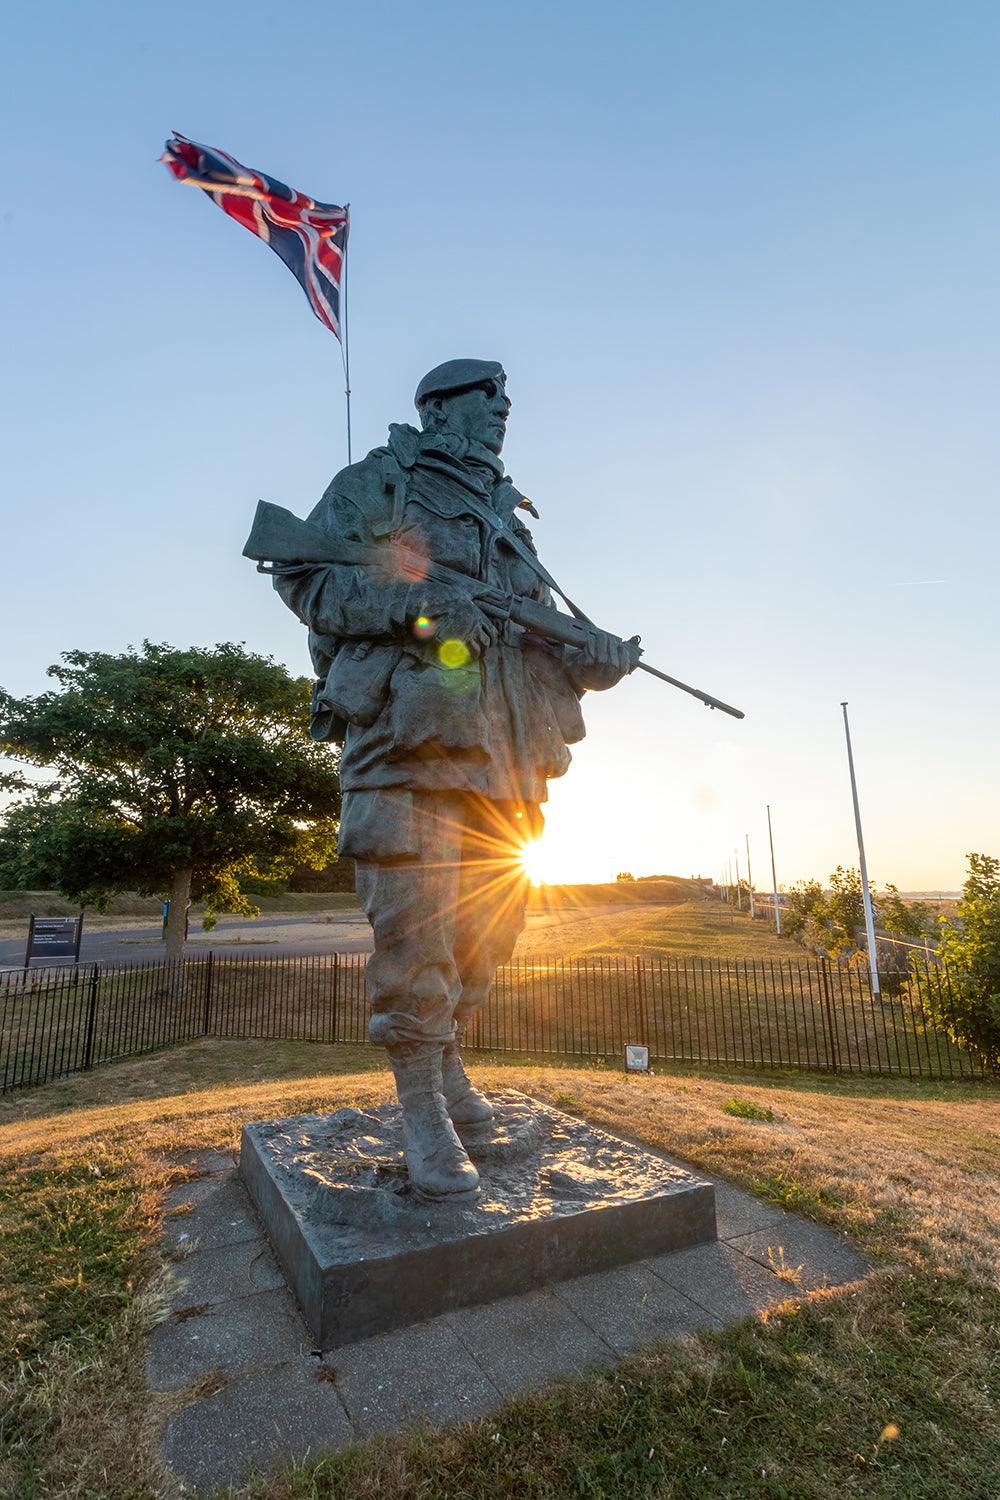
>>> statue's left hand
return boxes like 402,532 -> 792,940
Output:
569,630 -> 638,691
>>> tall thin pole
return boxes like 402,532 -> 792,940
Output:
840,702 -> 880,997
734,848 -> 742,911
766,803 -> 781,935
341,204 -> 352,464
745,833 -> 755,919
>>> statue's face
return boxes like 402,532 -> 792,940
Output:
432,379 -> 511,455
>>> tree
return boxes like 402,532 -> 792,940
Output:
823,865 -> 873,956
780,880 -> 826,940
911,852 -> 1000,1067
0,643 -> 340,961
878,883 -> 931,938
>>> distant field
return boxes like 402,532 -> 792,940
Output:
517,899 -> 791,962
0,881 -> 700,943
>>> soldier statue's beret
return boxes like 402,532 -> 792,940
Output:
414,358 -> 506,408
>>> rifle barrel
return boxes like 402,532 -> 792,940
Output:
637,661 -> 745,719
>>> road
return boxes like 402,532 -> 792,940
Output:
0,903 -> 646,969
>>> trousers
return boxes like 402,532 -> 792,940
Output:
345,789 -> 540,1049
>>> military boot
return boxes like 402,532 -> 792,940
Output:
388,1044 -> 480,1201
441,1033 -> 494,1125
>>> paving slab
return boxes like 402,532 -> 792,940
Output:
169,1147 -> 237,1177
712,1180 -> 790,1240
163,1359 -> 352,1492
323,1317 -> 501,1438
552,1260 -> 721,1354
647,1239 -> 794,1321
169,1237 -> 285,1313
162,1172 -> 262,1253
728,1219 -> 869,1291
447,1286 -> 614,1396
148,1286 -> 313,1392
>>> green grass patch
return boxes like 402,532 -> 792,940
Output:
721,1095 -> 775,1121
750,1168 -> 844,1217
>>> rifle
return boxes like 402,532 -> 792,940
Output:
243,500 -> 745,720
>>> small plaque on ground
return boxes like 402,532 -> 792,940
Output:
240,1091 -> 716,1349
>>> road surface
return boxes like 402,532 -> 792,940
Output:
0,904 -> 654,969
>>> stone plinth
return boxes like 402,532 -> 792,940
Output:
239,1091 -> 716,1350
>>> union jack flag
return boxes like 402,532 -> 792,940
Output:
162,132 -> 349,340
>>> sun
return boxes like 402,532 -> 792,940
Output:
519,838 -> 550,887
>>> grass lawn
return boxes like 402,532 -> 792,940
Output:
1,1041 -> 997,1498
569,899 -> 793,960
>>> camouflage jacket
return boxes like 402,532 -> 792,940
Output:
274,423 -> 592,805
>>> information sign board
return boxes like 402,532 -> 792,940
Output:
24,915 -> 83,966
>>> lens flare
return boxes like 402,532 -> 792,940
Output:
413,615 -> 435,638
439,638 -> 471,668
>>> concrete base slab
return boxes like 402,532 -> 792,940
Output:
155,1124 -> 871,1493
240,1091 -> 716,1349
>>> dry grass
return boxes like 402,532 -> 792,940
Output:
517,899 -> 791,961
1,1041 -> 997,1498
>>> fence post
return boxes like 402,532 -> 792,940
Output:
632,957 -> 648,1048
331,953 -> 340,1042
820,961 -> 840,1072
202,951 -> 215,1035
83,963 -> 101,1070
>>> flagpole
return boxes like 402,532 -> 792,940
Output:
341,204 -> 352,464
840,702 -> 881,998
745,833 -> 755,919
766,803 -> 781,935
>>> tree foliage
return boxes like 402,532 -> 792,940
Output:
780,869 -> 929,965
0,643 -> 340,954
779,880 -> 826,941
911,852 -> 1000,1067
878,883 -> 931,938
824,865 -> 871,956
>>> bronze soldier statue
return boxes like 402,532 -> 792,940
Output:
265,359 -> 637,1200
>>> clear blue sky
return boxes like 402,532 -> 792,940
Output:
2,1 -> 998,888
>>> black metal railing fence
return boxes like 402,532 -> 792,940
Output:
0,949 -> 990,1095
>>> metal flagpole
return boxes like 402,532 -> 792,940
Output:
766,803 -> 781,935
745,833 -> 755,919
734,848 -> 742,911
341,204 -> 352,464
840,702 -> 881,997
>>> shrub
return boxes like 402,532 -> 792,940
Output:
781,880 -> 825,940
911,853 -> 1000,1067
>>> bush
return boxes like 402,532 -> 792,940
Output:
781,880 -> 825,940
911,853 -> 1000,1067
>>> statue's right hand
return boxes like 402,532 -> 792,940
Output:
409,587 -> 498,659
